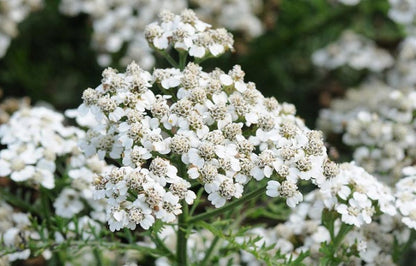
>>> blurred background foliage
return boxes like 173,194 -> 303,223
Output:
0,0 -> 405,127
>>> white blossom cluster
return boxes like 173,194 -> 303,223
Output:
257,194 -> 405,265
0,106 -> 83,188
0,102 -> 113,263
59,1 -> 264,68
74,11 -> 341,232
321,162 -> 397,227
319,81 -> 416,181
81,58 -> 332,229
144,9 -> 234,58
240,163 -> 401,264
317,36 -> 416,181
0,0 -> 43,58
312,30 -> 394,72
141,161 -> 402,265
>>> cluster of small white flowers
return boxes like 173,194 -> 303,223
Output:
190,0 -> 264,38
318,67 -> 416,181
231,175 -> 401,264
147,170 -> 401,264
321,162 -> 397,227
316,34 -> 416,182
342,214 -> 407,265
0,0 -> 43,58
312,30 -> 394,72
131,162 -> 404,265
0,106 -> 83,188
144,9 -> 234,58
76,11 -> 338,232
207,162 -> 396,263
59,1 -> 264,68
319,84 -> 416,180
0,200 -> 51,262
259,192 -> 405,265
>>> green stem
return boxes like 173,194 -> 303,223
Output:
4,239 -> 166,258
194,55 -> 214,65
200,205 -> 242,265
158,50 -> 179,68
189,187 -> 204,216
40,188 -> 52,232
320,212 -> 353,265
394,229 -> 416,264
332,223 -> 353,251
177,201 -> 189,265
200,236 -> 220,266
93,248 -> 103,265
188,184 -> 266,224
179,51 -> 187,70
152,233 -> 175,260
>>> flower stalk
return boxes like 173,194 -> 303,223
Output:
177,201 -> 189,265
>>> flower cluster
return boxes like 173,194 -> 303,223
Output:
319,82 -> 416,181
320,162 -> 396,227
59,1 -> 264,67
59,0 -> 186,68
0,106 -> 83,188
251,194 -> 405,265
3,4 -> 416,265
144,9 -> 234,58
80,58 -> 332,229
233,162 -> 400,264
0,0 -> 43,58
312,30 -> 394,72
138,160 -> 402,264
74,11 -> 339,232
317,37 -> 416,181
